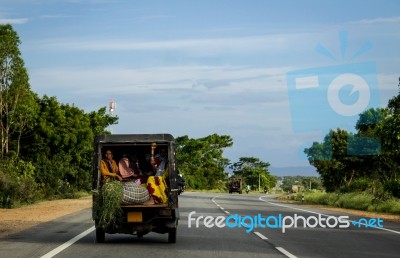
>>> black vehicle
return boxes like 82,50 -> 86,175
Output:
228,178 -> 242,194
92,134 -> 179,243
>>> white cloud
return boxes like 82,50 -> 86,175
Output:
0,18 -> 28,24
133,15 -> 172,23
40,14 -> 74,19
357,16 -> 400,25
29,65 -> 290,94
31,34 -> 296,52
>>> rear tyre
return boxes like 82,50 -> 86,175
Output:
96,227 -> 105,243
168,228 -> 177,243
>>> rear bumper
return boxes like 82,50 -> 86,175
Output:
95,207 -> 179,235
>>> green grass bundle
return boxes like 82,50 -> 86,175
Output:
97,181 -> 123,229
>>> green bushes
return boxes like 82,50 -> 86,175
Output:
335,193 -> 373,210
344,178 -> 371,192
370,199 -> 400,214
0,156 -> 90,208
384,180 -> 400,198
0,159 -> 39,208
297,191 -> 400,214
300,191 -> 329,204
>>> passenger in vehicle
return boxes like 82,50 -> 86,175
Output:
156,148 -> 169,176
100,150 -> 122,183
147,143 -> 169,203
131,156 -> 143,174
141,153 -> 157,176
118,154 -> 136,181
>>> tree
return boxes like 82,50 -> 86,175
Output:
88,107 -> 118,136
387,77 -> 400,115
19,95 -> 118,195
377,78 -> 400,182
305,111 -> 395,193
304,78 -> 400,196
0,25 -> 121,202
304,129 -> 362,192
0,24 -> 37,157
175,134 -> 233,189
230,157 -> 275,190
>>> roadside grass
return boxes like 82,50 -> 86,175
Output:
284,191 -> 400,215
369,199 -> 400,214
181,188 -> 400,218
185,188 -> 227,193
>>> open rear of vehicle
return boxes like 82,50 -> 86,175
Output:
92,134 -> 179,243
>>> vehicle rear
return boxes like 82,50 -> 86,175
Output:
92,134 -> 179,243
228,178 -> 242,194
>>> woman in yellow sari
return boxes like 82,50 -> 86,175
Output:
147,143 -> 169,204
100,150 -> 122,183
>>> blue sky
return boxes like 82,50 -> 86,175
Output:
1,0 -> 399,174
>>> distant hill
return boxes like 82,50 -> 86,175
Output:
269,166 -> 318,177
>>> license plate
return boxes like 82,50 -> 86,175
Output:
127,212 -> 142,222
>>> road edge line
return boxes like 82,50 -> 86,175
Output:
40,226 -> 95,258
276,246 -> 298,258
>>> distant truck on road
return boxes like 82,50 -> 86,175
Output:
228,178 -> 242,194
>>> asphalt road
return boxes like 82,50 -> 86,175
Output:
0,192 -> 399,258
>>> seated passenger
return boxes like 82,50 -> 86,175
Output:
118,154 -> 136,181
141,153 -> 157,176
150,144 -> 169,177
100,150 -> 122,183
146,143 -> 169,203
156,148 -> 169,176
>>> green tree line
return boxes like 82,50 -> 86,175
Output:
175,135 -> 277,190
0,24 -> 118,207
279,176 -> 323,192
304,78 -> 400,199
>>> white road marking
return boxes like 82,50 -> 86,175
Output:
40,226 -> 95,258
212,195 -> 299,258
259,196 -> 400,235
254,231 -> 268,240
276,247 -> 298,258
212,196 -> 229,214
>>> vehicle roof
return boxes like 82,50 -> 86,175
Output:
95,134 -> 174,143
95,134 -> 174,144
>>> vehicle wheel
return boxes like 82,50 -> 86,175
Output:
96,227 -> 105,243
168,228 -> 177,243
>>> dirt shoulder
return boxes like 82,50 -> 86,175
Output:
0,196 -> 92,238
